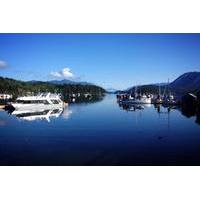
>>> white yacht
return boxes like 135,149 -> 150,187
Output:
11,93 -> 65,111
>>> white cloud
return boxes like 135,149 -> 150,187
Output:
50,67 -> 75,79
50,71 -> 62,77
0,60 -> 8,69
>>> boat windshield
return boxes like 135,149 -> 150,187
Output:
51,99 -> 59,104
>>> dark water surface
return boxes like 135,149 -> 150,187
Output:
0,94 -> 200,166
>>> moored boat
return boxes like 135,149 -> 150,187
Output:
117,85 -> 152,104
124,94 -> 152,104
153,84 -> 163,104
162,95 -> 179,105
11,93 -> 66,111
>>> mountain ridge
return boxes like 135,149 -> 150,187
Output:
124,72 -> 200,94
27,79 -> 93,86
48,79 -> 93,85
170,71 -> 200,90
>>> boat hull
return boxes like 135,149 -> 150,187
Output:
122,99 -> 152,104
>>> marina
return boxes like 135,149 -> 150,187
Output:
117,93 -> 182,106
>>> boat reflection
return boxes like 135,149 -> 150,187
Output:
11,107 -> 73,122
180,105 -> 200,125
62,107 -> 73,120
118,102 -> 152,112
118,102 -> 200,126
11,108 -> 63,122
154,104 -> 179,113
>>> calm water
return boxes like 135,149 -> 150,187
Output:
0,94 -> 200,166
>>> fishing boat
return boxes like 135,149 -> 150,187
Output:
163,94 -> 178,105
162,79 -> 179,105
119,85 -> 152,104
126,94 -> 152,104
11,93 -> 66,111
154,96 -> 163,104
120,94 -> 152,104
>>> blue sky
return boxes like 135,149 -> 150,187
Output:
0,33 -> 200,90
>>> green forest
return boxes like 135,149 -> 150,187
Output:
0,77 -> 106,101
125,85 -> 200,96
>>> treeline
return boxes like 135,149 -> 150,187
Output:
124,85 -> 165,95
126,85 -> 200,96
0,77 -> 106,99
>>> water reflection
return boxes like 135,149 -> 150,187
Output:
1,95 -> 200,166
0,110 -> 7,126
181,105 -> 200,126
154,104 -> 179,114
0,119 -> 7,126
62,107 -> 73,120
118,103 -> 152,112
118,102 -> 200,126
10,107 -> 73,122
11,108 -> 63,122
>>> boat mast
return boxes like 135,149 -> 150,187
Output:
135,85 -> 137,96
139,83 -> 141,95
168,78 -> 171,96
163,83 -> 166,97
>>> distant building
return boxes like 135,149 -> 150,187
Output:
0,94 -> 13,100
